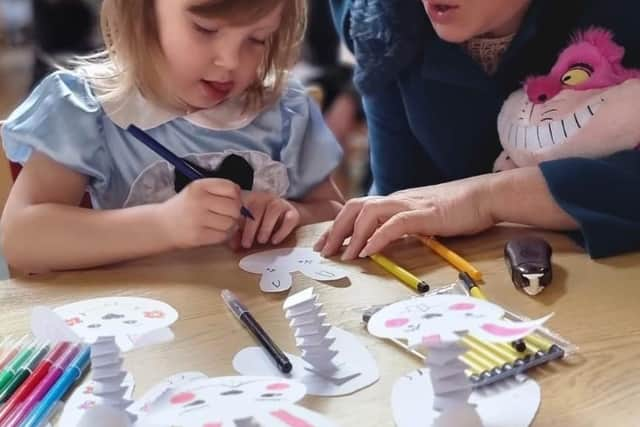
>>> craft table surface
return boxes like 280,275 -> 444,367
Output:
2,222 -> 639,426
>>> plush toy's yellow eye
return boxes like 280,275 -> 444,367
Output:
561,64 -> 593,86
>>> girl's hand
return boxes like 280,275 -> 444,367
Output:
239,191 -> 301,249
158,178 -> 243,249
315,175 -> 496,260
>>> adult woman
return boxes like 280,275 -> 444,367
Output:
317,0 -> 640,260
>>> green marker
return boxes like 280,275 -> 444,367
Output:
0,339 -> 36,395
0,342 -> 50,403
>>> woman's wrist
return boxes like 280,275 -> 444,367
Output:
485,167 -> 578,229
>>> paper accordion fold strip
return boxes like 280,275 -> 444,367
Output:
234,287 -> 379,396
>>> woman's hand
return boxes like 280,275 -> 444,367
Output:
315,167 -> 578,260
315,174 -> 495,260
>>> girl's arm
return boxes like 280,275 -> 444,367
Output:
1,152 -> 242,273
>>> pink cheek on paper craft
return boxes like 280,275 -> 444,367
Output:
170,392 -> 196,405
449,303 -> 475,311
144,310 -> 166,319
422,334 -> 442,346
65,317 -> 83,326
481,323 -> 530,337
385,318 -> 409,328
78,400 -> 96,410
202,423 -> 222,427
267,383 -> 290,391
271,409 -> 313,427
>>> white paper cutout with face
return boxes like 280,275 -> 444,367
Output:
368,294 -> 552,347
54,297 -> 179,351
239,248 -> 348,293
137,376 -> 337,427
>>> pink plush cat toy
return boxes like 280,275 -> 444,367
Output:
495,27 -> 640,171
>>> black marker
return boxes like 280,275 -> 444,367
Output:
221,289 -> 292,374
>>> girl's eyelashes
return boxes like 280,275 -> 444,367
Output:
250,37 -> 267,45
193,22 -> 218,35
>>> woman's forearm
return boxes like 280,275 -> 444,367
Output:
486,167 -> 578,230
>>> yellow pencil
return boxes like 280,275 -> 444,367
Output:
369,253 -> 430,293
419,236 -> 483,282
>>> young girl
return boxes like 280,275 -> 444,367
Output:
1,0 -> 344,273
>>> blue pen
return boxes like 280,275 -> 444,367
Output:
19,345 -> 91,427
127,124 -> 255,220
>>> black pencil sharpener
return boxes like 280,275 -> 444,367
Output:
504,237 -> 552,296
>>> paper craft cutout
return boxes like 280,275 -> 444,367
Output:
59,367 -> 135,426
90,337 -> 136,420
78,405 -> 134,427
367,294 -> 552,347
234,288 -> 379,396
52,297 -> 179,352
239,248 -> 347,293
31,306 -> 82,343
368,294 -> 550,426
135,376 -> 337,427
392,369 -> 541,427
128,372 -> 208,417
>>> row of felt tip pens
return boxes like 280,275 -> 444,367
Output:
0,336 -> 91,427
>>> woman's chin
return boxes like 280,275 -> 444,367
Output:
431,25 -> 474,43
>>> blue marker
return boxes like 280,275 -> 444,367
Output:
20,345 -> 91,427
127,124 -> 255,220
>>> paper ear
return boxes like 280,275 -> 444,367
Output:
260,267 -> 293,293
470,314 -> 553,343
298,264 -> 347,282
31,306 -> 81,343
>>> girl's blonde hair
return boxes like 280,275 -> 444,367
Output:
74,0 -> 306,111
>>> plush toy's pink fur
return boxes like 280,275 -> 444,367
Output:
526,28 -> 640,104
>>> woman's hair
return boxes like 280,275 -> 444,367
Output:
72,0 -> 306,111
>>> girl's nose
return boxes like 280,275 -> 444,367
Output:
213,45 -> 240,70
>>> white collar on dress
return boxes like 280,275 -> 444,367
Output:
101,88 -> 261,131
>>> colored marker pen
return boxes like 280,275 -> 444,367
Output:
3,344 -> 80,427
0,342 -> 50,403
19,345 -> 91,427
0,342 -> 70,423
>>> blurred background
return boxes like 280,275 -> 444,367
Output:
0,0 -> 370,211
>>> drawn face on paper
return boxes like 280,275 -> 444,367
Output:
368,295 -> 551,347
54,297 -> 178,341
239,248 -> 348,293
143,376 -> 306,424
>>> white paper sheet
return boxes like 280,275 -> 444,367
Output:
58,373 -> 135,427
52,297 -> 179,352
392,369 -> 540,427
367,294 -> 552,346
135,376 -> 336,427
128,372 -> 208,417
233,327 -> 379,396
239,248 -> 347,293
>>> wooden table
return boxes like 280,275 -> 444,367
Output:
2,222 -> 640,426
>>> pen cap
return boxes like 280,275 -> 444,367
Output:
221,289 -> 247,319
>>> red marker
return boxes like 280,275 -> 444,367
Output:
0,342 -> 71,424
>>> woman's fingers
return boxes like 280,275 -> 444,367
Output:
317,199 -> 367,256
360,210 -> 433,257
341,199 -> 408,260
